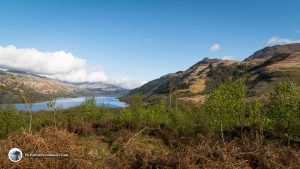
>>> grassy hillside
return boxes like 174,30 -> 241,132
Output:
0,71 -> 87,103
0,71 -> 128,103
122,43 -> 300,104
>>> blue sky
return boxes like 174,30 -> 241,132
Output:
0,0 -> 300,88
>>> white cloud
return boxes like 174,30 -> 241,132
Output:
49,68 -> 108,83
266,36 -> 300,46
210,43 -> 221,52
221,55 -> 235,60
0,45 -> 86,74
108,77 -> 145,89
0,45 -> 142,89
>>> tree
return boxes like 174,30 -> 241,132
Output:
15,82 -> 34,132
268,81 -> 300,146
47,98 -> 57,129
204,78 -> 246,143
83,97 -> 96,107
247,100 -> 270,144
81,97 -> 97,122
168,82 -> 176,109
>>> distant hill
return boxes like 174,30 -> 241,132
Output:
121,43 -> 300,104
0,70 -> 128,103
69,82 -> 129,97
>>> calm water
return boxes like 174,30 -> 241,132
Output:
12,97 -> 126,111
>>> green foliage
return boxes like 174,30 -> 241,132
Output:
120,98 -> 196,134
129,94 -> 143,112
268,82 -> 299,124
81,97 -> 98,122
0,110 -> 25,138
82,97 -> 96,107
47,99 -> 57,128
204,79 -> 247,141
267,81 -> 300,144
247,100 -> 267,129
47,100 -> 56,110
0,109 -> 51,139
2,76 -> 300,146
0,75 -> 35,132
166,108 -> 195,134
139,101 -> 170,128
120,94 -> 143,126
246,100 -> 270,144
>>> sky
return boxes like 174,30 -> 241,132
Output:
0,0 -> 300,89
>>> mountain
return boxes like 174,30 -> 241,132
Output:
245,43 -> 300,62
122,43 -> 300,104
0,70 -> 128,103
70,82 -> 129,97
0,70 -> 84,103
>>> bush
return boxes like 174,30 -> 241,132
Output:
267,81 -> 300,145
0,110 -> 26,139
204,78 -> 246,142
82,97 -> 96,107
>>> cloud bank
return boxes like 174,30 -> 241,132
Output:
0,45 -> 142,89
210,43 -> 221,52
266,37 -> 300,46
108,77 -> 145,89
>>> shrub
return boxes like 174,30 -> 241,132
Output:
0,110 -> 26,139
204,78 -> 246,143
267,81 -> 300,145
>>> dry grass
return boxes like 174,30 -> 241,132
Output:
178,95 -> 207,104
266,52 -> 300,71
0,128 -> 106,169
1,127 -> 300,169
189,79 -> 206,93
115,134 -> 175,168
177,139 -> 300,169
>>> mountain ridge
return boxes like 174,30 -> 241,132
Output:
244,43 -> 300,62
122,43 -> 300,104
0,70 -> 128,103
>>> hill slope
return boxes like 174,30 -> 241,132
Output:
122,43 -> 300,104
0,70 -> 87,102
0,70 -> 128,103
70,82 -> 129,97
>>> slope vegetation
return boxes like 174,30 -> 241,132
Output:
122,43 -> 300,103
